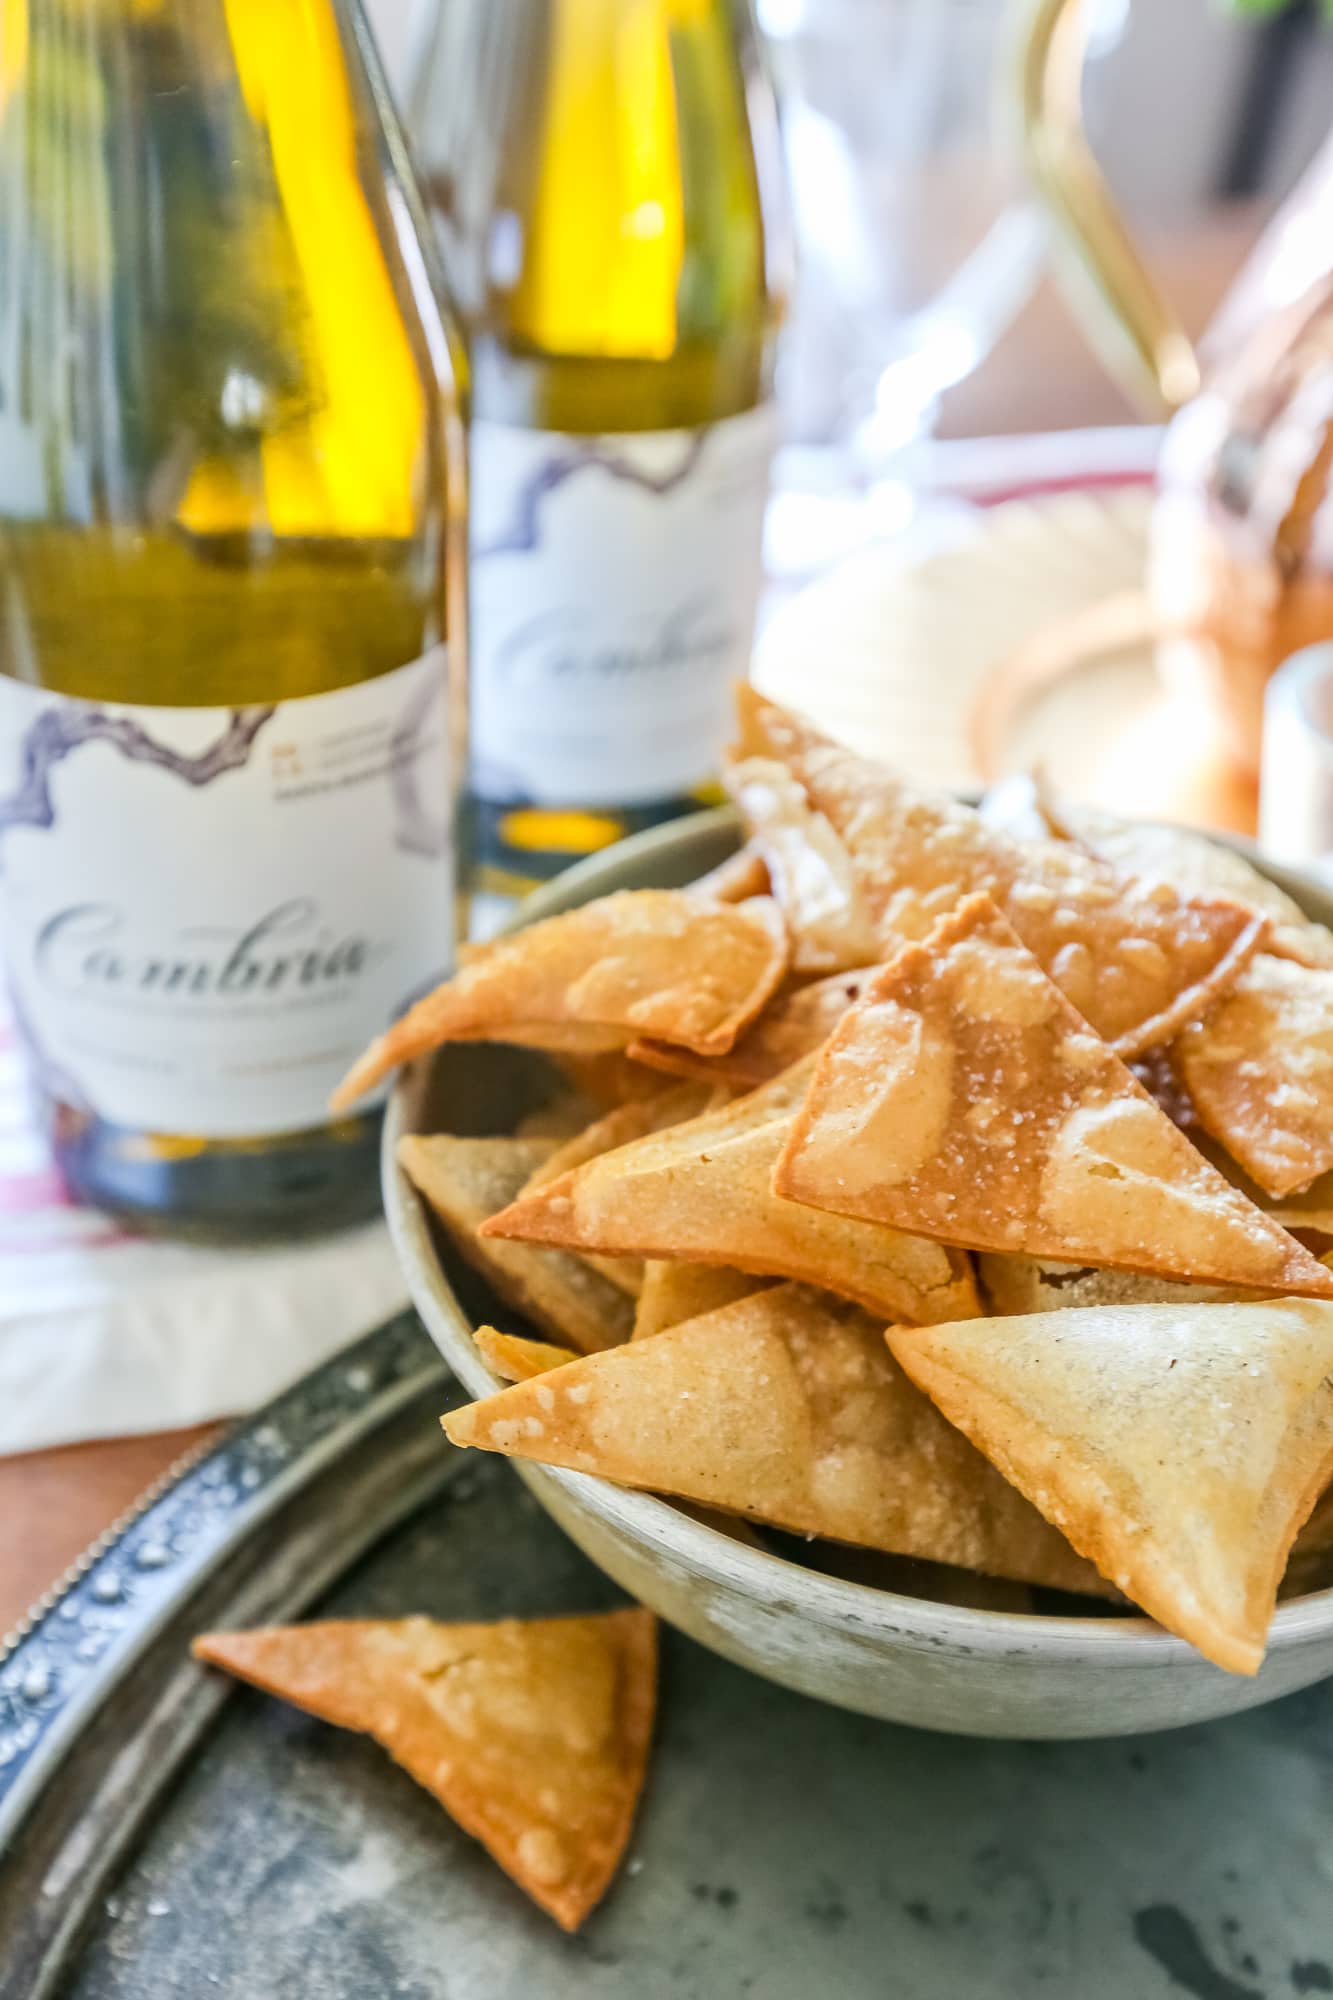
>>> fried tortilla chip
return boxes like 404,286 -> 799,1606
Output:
976,1253 -> 1251,1316
1177,954 -> 1333,1199
628,969 -> 872,1091
776,896 -> 1333,1300
887,1300 -> 1333,1673
687,843 -> 771,904
193,1610 -> 656,1931
398,1134 -> 633,1352
725,758 -> 880,974
633,1261 -> 770,1339
474,1326 -> 577,1381
480,1059 -> 981,1327
522,1084 -> 720,1297
545,1048 -> 669,1109
730,688 -> 1264,1057
1041,796 -> 1333,970
332,891 -> 788,1108
443,1286 -> 1105,1596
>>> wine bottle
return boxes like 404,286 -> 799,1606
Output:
0,0 -> 467,1235
410,0 -> 785,901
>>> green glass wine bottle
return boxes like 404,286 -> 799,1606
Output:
410,0 -> 785,905
0,0 -> 467,1235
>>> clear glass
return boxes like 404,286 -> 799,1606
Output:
408,0 -> 786,899
759,0 -> 1045,460
0,0 -> 467,1236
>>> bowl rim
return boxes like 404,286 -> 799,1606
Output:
384,805 -> 1333,1666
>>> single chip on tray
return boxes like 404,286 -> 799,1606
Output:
332,890 -> 788,1108
444,1286 -> 1107,1596
193,1610 -> 657,1931
775,894 -> 1333,1300
887,1299 -> 1333,1674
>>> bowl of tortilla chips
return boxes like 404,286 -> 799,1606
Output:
369,691 -> 1333,1739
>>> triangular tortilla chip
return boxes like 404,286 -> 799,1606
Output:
398,1134 -> 633,1352
332,890 -> 788,1108
726,758 -> 880,974
480,1060 -> 981,1326
629,970 -> 871,1091
633,1261 -> 770,1339
1177,954 -> 1333,1198
474,1326 -> 577,1380
687,843 -> 771,905
976,1251 -> 1249,1316
729,688 -> 1263,1057
193,1610 -> 656,1930
443,1285 -> 1105,1596
1040,794 -> 1333,971
522,1084 -> 721,1298
776,896 -> 1333,1299
886,1300 -> 1333,1673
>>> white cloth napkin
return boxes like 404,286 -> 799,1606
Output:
0,1002 -> 408,1455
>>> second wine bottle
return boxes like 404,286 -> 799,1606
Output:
412,0 -> 786,900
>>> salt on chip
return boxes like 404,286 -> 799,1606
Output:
730,687 -> 1264,1058
1042,795 -> 1333,970
1177,954 -> 1333,1198
629,970 -> 872,1092
776,896 -> 1333,1301
887,1300 -> 1333,1674
474,1326 -> 577,1381
444,1285 -> 1105,1596
331,890 -> 788,1109
397,1134 -> 633,1352
193,1610 -> 656,1931
480,1059 -> 981,1327
633,1261 -> 770,1339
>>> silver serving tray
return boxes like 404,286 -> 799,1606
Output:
1,1312 -> 1333,1997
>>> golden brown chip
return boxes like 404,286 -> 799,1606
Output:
397,1134 -> 633,1352
1042,796 -> 1333,970
1177,955 -> 1333,1199
193,1610 -> 656,1931
725,757 -> 880,974
523,1083 -> 723,1298
545,1048 -> 670,1109
730,688 -> 1264,1058
628,969 -> 872,1091
887,1300 -> 1333,1674
474,1326 -> 577,1381
687,843 -> 771,905
331,890 -> 788,1108
976,1253 -> 1252,1316
480,1059 -> 980,1327
633,1261 -> 770,1339
444,1286 -> 1105,1595
776,896 -> 1333,1300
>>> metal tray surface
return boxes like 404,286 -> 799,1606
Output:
1,1324 -> 1332,1997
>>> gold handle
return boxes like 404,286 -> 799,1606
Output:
1015,0 -> 1201,415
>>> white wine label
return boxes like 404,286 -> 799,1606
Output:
0,652 -> 454,1138
469,405 -> 774,806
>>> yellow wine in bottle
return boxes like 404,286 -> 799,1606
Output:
411,0 -> 784,897
0,0 -> 466,1234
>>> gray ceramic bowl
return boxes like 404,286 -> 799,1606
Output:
385,808 -> 1333,1739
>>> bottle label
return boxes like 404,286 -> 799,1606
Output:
0,653 -> 454,1138
469,405 -> 774,807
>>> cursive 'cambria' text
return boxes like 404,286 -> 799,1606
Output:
35,900 -> 374,1000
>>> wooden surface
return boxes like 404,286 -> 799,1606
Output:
0,209 -> 1266,1643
